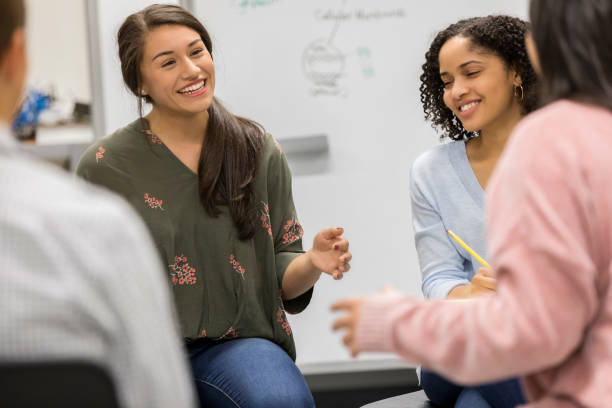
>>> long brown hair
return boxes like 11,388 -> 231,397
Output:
117,4 -> 264,240
530,0 -> 612,111
0,0 -> 25,56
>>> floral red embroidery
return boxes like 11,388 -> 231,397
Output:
259,202 -> 272,236
144,129 -> 163,145
216,326 -> 238,340
169,254 -> 197,285
95,146 -> 105,163
229,254 -> 246,280
282,218 -> 303,245
144,193 -> 165,210
276,308 -> 292,336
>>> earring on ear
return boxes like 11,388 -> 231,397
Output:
140,89 -> 147,97
514,84 -> 524,101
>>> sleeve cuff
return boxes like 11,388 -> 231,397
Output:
284,286 -> 313,314
275,251 -> 303,286
355,291 -> 419,353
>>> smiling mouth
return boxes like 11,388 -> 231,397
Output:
459,100 -> 480,112
178,79 -> 206,95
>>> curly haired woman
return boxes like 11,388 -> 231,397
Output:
334,1 -> 612,406
337,15 -> 536,408
408,15 -> 537,408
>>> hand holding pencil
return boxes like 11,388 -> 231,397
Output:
446,229 -> 491,268
446,229 -> 496,297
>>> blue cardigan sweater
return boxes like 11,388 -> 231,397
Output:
410,140 -> 487,299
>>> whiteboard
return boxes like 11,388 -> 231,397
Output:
193,0 -> 528,368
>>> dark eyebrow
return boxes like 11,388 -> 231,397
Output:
459,60 -> 483,69
152,50 -> 173,61
440,60 -> 484,77
152,39 -> 203,61
187,38 -> 203,48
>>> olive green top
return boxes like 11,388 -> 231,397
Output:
77,118 -> 312,360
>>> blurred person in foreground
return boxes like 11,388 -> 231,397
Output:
0,1 -> 196,406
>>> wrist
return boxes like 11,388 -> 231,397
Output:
303,250 -> 323,277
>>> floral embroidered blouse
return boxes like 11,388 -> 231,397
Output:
76,118 -> 311,360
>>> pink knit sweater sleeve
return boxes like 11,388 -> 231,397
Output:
355,104 -> 600,384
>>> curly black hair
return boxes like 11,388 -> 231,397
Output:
419,15 -> 538,141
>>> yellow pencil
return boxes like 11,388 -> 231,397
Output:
446,229 -> 491,269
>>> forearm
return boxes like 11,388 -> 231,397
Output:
358,250 -> 590,385
281,250 -> 322,300
356,291 -> 560,384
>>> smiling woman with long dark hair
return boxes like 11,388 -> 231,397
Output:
77,4 -> 352,407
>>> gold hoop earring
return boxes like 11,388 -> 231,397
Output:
514,84 -> 524,101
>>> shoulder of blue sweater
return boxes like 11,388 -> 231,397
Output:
411,141 -> 463,176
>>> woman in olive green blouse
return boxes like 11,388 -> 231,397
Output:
77,5 -> 351,408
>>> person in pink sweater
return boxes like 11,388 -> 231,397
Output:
332,0 -> 612,407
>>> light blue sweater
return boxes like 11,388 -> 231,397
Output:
410,140 -> 486,299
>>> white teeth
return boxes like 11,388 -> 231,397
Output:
459,101 -> 479,112
179,80 -> 205,94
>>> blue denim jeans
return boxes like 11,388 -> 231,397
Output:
421,370 -> 525,408
187,337 -> 315,408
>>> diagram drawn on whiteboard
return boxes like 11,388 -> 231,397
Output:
233,0 -> 281,10
302,40 -> 346,97
303,1 -> 406,97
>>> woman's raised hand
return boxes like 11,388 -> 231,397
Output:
309,227 -> 351,280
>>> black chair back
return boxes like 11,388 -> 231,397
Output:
0,361 -> 119,408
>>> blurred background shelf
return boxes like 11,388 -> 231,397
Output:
20,124 -> 94,170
